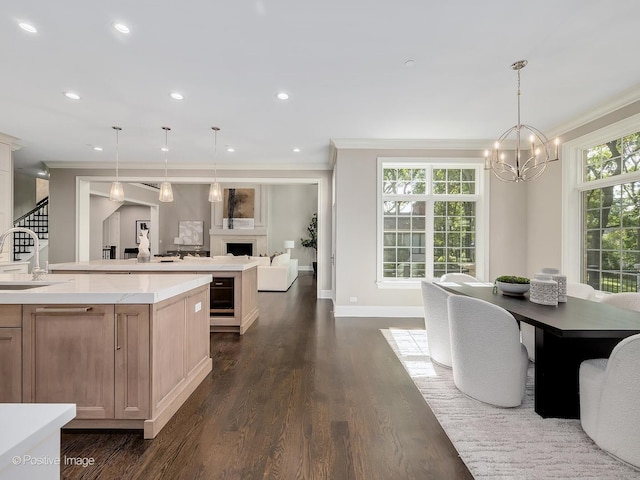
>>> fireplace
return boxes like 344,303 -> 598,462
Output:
227,242 -> 253,256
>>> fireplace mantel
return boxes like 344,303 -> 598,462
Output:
210,228 -> 268,256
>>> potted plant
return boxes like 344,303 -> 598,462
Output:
301,213 -> 317,274
494,275 -> 530,296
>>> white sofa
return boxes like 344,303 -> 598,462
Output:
251,253 -> 298,291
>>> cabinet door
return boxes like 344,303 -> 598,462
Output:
23,305 -> 115,419
185,286 -> 210,375
115,305 -> 150,419
0,328 -> 22,402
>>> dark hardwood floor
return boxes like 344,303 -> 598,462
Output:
61,272 -> 472,479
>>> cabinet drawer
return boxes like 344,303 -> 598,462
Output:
0,305 -> 21,327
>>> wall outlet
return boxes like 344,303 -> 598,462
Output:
195,302 -> 202,312
349,296 -> 358,303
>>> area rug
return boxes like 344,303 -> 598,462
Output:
382,328 -> 640,479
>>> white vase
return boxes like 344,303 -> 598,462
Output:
530,273 -> 558,306
137,230 -> 150,263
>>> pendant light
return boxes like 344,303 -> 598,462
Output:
159,126 -> 174,202
109,126 -> 124,202
208,126 -> 222,202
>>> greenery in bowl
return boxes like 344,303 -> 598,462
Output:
495,275 -> 530,284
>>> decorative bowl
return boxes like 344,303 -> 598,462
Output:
496,281 -> 530,296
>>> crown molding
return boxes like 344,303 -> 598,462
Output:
330,138 -> 492,150
548,85 -> 640,138
44,161 -> 332,171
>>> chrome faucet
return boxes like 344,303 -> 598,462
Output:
0,227 -> 45,280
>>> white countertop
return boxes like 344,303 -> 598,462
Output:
0,273 -> 212,304
49,257 -> 258,272
0,403 -> 76,469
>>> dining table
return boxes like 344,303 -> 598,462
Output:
436,281 -> 640,418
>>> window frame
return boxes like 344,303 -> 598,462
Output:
562,113 -> 640,283
376,157 -> 488,288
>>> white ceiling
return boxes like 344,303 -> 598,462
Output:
2,0 -> 640,176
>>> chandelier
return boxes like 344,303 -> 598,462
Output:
484,60 -> 559,182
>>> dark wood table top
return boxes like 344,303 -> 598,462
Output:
437,283 -> 640,338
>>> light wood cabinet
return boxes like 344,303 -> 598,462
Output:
22,304 -> 150,420
0,305 -> 22,402
23,304 -> 117,419
16,284 -> 211,438
115,305 -> 150,419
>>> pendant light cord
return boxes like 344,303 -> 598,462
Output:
113,126 -> 122,180
162,126 -> 170,181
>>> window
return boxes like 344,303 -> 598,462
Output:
581,132 -> 640,292
378,161 -> 484,284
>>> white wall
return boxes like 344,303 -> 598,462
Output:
118,205 -> 153,254
333,147 -> 528,315
267,184 -> 318,267
13,172 -> 36,220
159,184 -> 211,253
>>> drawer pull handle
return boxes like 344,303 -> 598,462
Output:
35,307 -> 92,313
0,337 -> 12,341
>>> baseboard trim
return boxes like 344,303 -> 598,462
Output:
333,304 -> 423,318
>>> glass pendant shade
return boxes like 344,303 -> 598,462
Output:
209,126 -> 222,202
159,181 -> 174,202
109,181 -> 124,202
208,182 -> 222,202
109,126 -> 124,202
159,126 -> 174,202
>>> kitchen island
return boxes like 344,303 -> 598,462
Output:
0,272 -> 212,439
49,257 -> 260,334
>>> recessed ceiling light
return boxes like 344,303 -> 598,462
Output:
226,147 -> 235,153
292,147 -> 301,153
114,23 -> 130,34
18,22 -> 37,33
169,92 -> 184,100
276,92 -> 289,100
93,146 -> 103,151
64,92 -> 80,100
404,59 -> 416,68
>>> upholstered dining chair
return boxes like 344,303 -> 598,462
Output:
567,282 -> 596,300
420,281 -> 453,367
439,273 -> 479,283
447,295 -> 529,407
579,333 -> 640,469
599,292 -> 640,311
